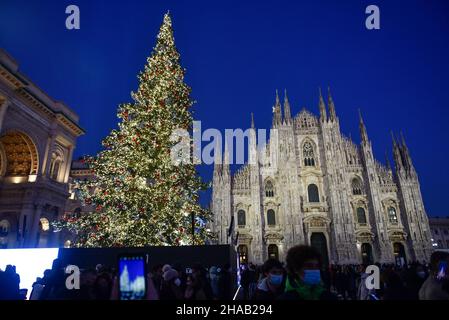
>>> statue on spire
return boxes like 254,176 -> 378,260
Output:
400,131 -> 414,173
319,87 -> 327,122
272,89 -> 283,127
391,131 -> 403,172
283,89 -> 292,125
358,109 -> 369,145
328,86 -> 337,121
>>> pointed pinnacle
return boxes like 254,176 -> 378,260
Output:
385,150 -> 391,169
400,131 -> 407,146
251,112 -> 255,128
391,131 -> 397,146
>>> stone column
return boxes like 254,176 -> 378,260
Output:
63,145 -> 74,183
28,204 -> 43,247
0,99 -> 9,133
41,131 -> 56,177
18,204 -> 34,248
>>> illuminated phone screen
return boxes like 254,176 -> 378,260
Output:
437,261 -> 447,280
118,255 -> 147,300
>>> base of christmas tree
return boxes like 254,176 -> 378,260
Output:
57,244 -> 236,272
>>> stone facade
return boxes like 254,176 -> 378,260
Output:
212,89 -> 433,265
429,217 -> 449,250
0,49 -> 84,248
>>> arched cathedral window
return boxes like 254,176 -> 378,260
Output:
357,207 -> 367,225
237,210 -> 246,227
388,207 -> 398,224
307,184 -> 320,203
303,141 -> 316,167
352,178 -> 363,195
267,209 -> 276,226
265,181 -> 274,197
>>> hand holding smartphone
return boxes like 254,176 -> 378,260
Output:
436,261 -> 447,281
118,253 -> 148,300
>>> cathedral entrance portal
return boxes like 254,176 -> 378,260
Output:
393,242 -> 407,266
267,244 -> 279,260
238,245 -> 248,265
361,243 -> 374,265
310,233 -> 329,268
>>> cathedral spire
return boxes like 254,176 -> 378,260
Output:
391,130 -> 397,147
319,87 -> 327,122
391,131 -> 403,172
272,89 -> 282,127
251,112 -> 255,129
213,139 -> 222,176
223,137 -> 230,175
358,109 -> 369,145
400,131 -> 414,172
328,86 -> 337,121
385,149 -> 391,171
283,89 -> 292,124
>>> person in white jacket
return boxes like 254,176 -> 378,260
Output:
357,265 -> 375,300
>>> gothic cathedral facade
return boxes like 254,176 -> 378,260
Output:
211,89 -> 433,265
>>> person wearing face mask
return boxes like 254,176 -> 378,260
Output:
252,259 -> 285,300
278,245 -> 337,300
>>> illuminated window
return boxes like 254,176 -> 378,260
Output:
0,219 -> 10,237
388,207 -> 398,224
40,218 -> 50,231
268,244 -> 279,260
238,245 -> 248,264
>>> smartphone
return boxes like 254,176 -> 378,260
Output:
118,253 -> 147,300
186,267 -> 192,274
436,261 -> 447,281
369,293 -> 379,301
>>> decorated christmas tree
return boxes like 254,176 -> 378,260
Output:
55,13 -> 211,247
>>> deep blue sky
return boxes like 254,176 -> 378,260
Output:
1,0 -> 448,216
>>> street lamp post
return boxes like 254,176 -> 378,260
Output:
191,212 -> 195,245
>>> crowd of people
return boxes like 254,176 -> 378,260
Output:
1,245 -> 448,300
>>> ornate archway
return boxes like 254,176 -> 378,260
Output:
361,243 -> 374,265
393,242 -> 407,266
0,130 -> 39,179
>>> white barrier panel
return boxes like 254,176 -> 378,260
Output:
0,248 -> 59,300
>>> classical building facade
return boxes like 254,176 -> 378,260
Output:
429,217 -> 449,250
212,89 -> 433,265
0,49 -> 84,248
